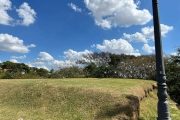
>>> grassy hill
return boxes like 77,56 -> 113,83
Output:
0,78 -> 179,120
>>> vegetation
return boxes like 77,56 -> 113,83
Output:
140,90 -> 180,120
0,61 -> 49,79
165,48 -> 180,104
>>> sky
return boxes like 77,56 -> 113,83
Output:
0,0 -> 179,70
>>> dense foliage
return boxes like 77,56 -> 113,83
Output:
0,61 -> 49,79
165,48 -> 180,104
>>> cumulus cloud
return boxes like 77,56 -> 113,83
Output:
35,52 -> 54,62
10,59 -> 18,63
11,55 -> 26,59
158,24 -> 174,37
84,0 -> 152,29
64,49 -> 92,61
0,33 -> 35,53
28,52 -> 54,70
50,60 -> 74,69
124,24 -> 173,43
16,2 -> 36,26
47,49 -> 92,69
170,52 -> 179,56
67,3 -> 82,12
0,0 -> 13,25
27,61 -> 49,70
123,32 -> 147,43
96,38 -> 140,56
36,65 -> 49,70
142,24 -> 173,39
142,44 -> 155,53
0,1 -> 36,26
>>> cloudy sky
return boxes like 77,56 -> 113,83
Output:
0,0 -> 179,70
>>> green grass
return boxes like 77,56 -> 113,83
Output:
140,90 -> 180,120
0,78 -> 179,120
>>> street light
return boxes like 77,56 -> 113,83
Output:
152,0 -> 171,119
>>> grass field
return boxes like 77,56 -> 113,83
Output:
0,78 -> 179,120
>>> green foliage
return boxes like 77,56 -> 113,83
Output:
84,62 -> 98,77
49,71 -> 61,78
2,72 -> 13,79
36,68 -> 49,78
166,62 -> 180,104
0,61 -> 49,79
80,52 -> 156,79
56,66 -> 85,78
171,48 -> 180,64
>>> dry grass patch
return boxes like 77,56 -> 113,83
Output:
0,78 -> 158,120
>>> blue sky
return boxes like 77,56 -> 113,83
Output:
0,0 -> 179,70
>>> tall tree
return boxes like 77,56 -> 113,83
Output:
171,48 -> 180,64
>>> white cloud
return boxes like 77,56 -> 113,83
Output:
91,44 -> 96,48
64,49 -> 92,61
27,61 -> 49,70
123,32 -> 147,43
26,62 -> 33,67
16,2 -> 36,26
11,55 -> 26,59
84,0 -> 152,29
67,3 -> 82,12
0,60 -> 2,63
35,52 -> 54,62
141,26 -> 154,39
27,44 -> 36,48
27,52 -> 54,70
128,52 -> 141,56
142,44 -> 155,53
0,0 -> 13,25
95,19 -> 111,29
33,61 -> 45,65
0,33 -> 36,53
50,60 -> 74,69
10,59 -> 18,63
135,0 -> 141,7
141,24 -> 173,40
170,52 -> 179,56
48,49 -> 92,69
36,65 -> 49,70
0,1 -> 36,26
96,38 -> 140,55
160,24 -> 174,37
123,24 -> 173,43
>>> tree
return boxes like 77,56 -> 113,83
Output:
1,61 -> 16,71
165,48 -> 180,104
36,68 -> 49,78
171,48 -> 180,64
79,52 -> 157,79
57,66 -> 84,78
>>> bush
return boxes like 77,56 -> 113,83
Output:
2,72 -> 13,79
166,63 -> 180,104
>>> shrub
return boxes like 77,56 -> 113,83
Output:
2,72 -> 13,79
166,63 -> 180,104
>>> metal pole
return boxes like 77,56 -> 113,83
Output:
152,0 -> 171,119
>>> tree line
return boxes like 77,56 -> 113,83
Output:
0,61 -> 49,79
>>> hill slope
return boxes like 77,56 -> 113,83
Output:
0,78 -> 179,120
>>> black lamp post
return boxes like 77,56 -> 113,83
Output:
152,0 -> 171,119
